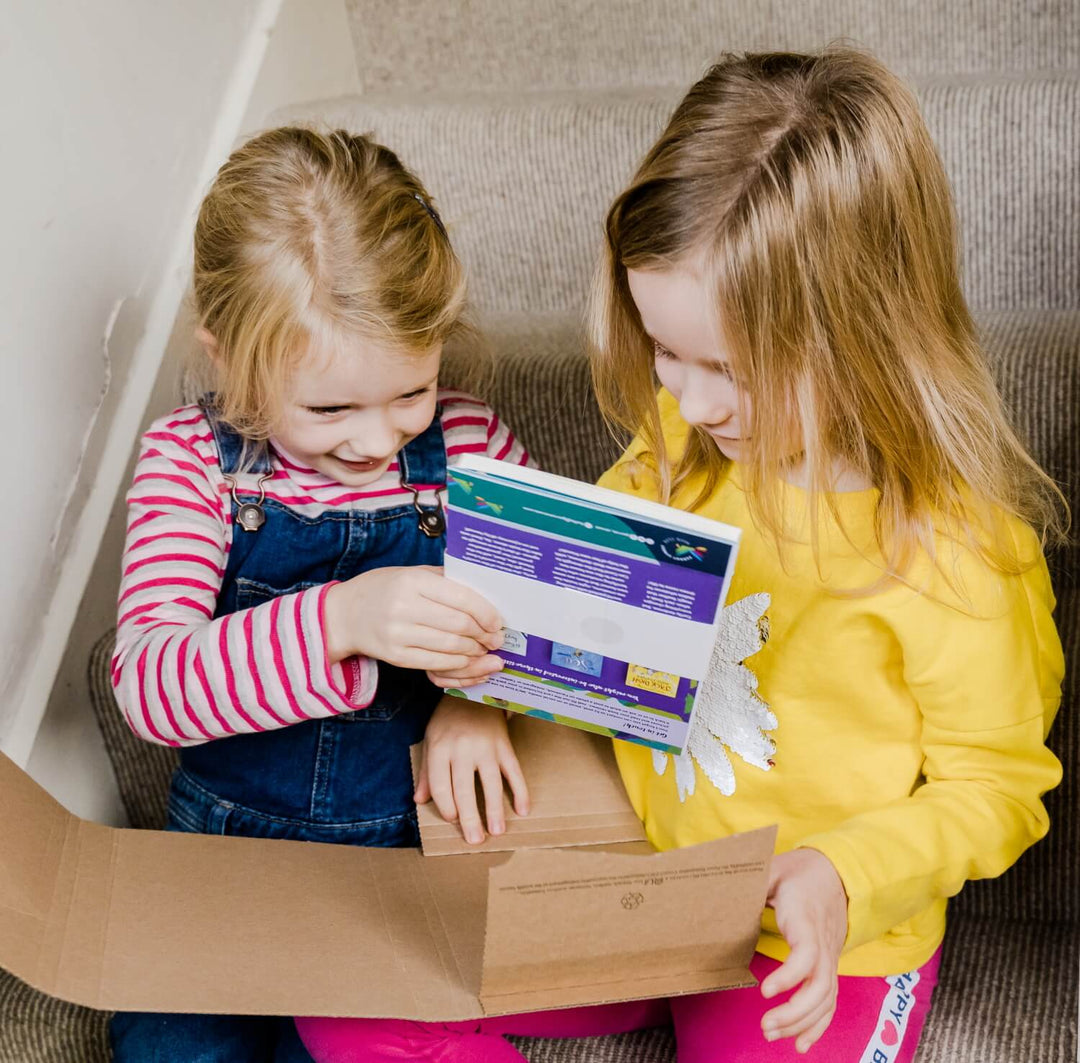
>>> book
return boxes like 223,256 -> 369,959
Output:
443,456 -> 741,755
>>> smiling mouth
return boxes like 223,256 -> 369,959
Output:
333,455 -> 388,472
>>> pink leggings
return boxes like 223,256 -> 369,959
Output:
296,949 -> 940,1062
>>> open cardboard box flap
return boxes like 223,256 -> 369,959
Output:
0,717 -> 775,1019
412,714 -> 651,855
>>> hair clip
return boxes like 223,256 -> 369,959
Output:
413,192 -> 448,240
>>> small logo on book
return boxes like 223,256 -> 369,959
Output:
621,892 -> 644,910
474,496 -> 503,515
661,536 -> 707,562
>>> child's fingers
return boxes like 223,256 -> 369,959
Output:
423,751 -> 459,825
404,620 -> 492,658
451,761 -> 485,846
428,673 -> 489,689
426,655 -> 503,688
428,672 -> 464,689
760,938 -> 815,999
762,971 -> 834,1041
419,576 -> 503,635
434,655 -> 504,679
408,598 -> 497,645
400,649 -> 481,672
498,744 -> 530,817
413,755 -> 431,805
477,761 -> 506,836
794,1004 -> 836,1054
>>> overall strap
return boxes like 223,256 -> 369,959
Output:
198,395 -> 272,477
398,405 -> 449,489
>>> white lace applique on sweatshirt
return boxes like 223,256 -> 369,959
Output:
652,592 -> 774,800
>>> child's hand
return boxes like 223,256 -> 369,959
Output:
323,566 -> 505,672
414,696 -> 530,844
427,654 -> 505,689
760,849 -> 848,1054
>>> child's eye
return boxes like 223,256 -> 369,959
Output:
396,386 -> 433,402
653,341 -> 675,360
305,405 -> 348,415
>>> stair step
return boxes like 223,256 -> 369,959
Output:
275,74 -> 1079,315
345,0 -> 1080,94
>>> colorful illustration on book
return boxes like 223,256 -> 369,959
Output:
625,664 -> 679,698
550,643 -> 605,677
451,652 -> 694,755
442,456 -> 742,754
500,628 -> 528,655
653,593 -> 774,799
450,666 -> 690,755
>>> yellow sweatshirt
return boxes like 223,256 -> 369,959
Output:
599,391 -> 1064,976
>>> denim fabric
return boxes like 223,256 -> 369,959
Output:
109,1012 -> 314,1063
111,406 -> 449,1061
177,406 -> 447,829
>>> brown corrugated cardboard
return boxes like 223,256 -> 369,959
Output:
0,717 -> 775,1019
479,832 -> 774,1012
414,716 -> 649,855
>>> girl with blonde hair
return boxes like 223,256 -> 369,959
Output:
110,126 -> 530,1061
297,48 -> 1064,1063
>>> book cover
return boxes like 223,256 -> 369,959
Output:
444,457 -> 740,755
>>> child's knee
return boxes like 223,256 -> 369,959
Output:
294,1016 -> 527,1063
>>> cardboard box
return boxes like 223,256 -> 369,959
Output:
0,717 -> 775,1018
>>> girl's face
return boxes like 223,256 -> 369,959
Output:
626,264 -> 750,462
272,336 -> 441,486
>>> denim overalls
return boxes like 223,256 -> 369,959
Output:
168,402 -> 447,846
111,405 -> 448,1063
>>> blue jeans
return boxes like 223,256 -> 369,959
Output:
110,1012 -> 314,1063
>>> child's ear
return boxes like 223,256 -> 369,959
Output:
195,327 -> 220,363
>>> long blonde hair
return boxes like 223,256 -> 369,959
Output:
193,126 -> 467,438
589,48 -> 1067,580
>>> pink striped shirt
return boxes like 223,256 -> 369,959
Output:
113,391 -> 529,747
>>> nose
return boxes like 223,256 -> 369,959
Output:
677,372 -> 735,429
345,410 -> 398,459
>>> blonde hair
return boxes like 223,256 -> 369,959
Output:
589,48 -> 1068,582
193,126 -> 468,438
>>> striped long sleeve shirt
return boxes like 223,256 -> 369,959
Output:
112,391 -> 529,747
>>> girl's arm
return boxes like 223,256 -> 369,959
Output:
796,538 -> 1064,953
112,409 -> 377,746
439,389 -> 531,468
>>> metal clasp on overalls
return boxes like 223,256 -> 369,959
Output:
402,481 -> 446,538
222,472 -> 273,532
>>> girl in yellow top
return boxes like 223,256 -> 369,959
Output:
587,46 -> 1066,1061
295,47 -> 1065,1063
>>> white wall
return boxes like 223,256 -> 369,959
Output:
240,0 -> 362,136
16,0 -> 362,821
8,0 -> 361,821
